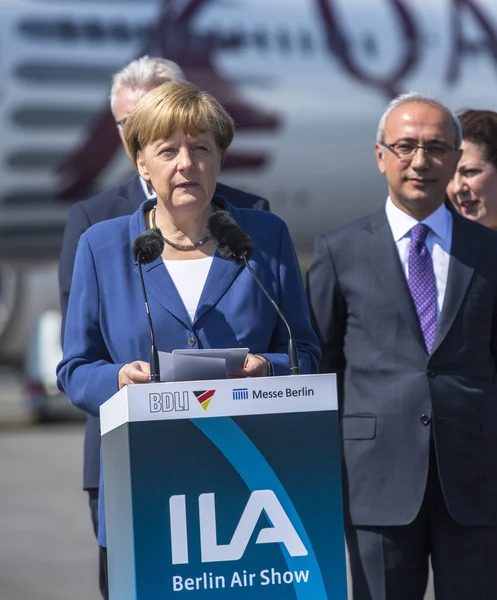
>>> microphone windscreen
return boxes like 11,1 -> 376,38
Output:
207,210 -> 253,264
132,228 -> 164,264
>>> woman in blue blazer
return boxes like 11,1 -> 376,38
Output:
56,82 -> 319,572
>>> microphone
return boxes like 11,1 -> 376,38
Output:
132,228 -> 164,383
207,210 -> 301,375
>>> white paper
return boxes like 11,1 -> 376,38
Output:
158,350 -> 233,382
173,353 -> 226,382
172,348 -> 249,376
158,351 -> 175,382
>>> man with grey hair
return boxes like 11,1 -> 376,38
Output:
58,55 -> 270,600
308,93 -> 497,599
109,55 -> 185,159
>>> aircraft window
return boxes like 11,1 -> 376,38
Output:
16,64 -> 114,84
19,20 -> 77,40
0,191 -> 65,213
252,29 -> 269,51
276,29 -> 291,52
11,108 -> 94,128
81,22 -> 106,41
58,21 -> 79,40
226,30 -> 247,50
28,0 -> 156,3
19,18 -> 148,43
299,31 -> 313,54
135,24 -> 153,42
6,152 -> 65,170
108,23 -> 133,42
205,31 -> 227,50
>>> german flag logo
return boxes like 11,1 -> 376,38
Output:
194,390 -> 216,411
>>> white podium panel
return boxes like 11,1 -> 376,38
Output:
100,374 -> 347,600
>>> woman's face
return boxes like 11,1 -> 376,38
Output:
137,128 -> 221,211
447,140 -> 497,229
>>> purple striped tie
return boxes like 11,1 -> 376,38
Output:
408,223 -> 437,353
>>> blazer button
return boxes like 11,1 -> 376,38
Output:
427,369 -> 436,378
188,336 -> 197,347
420,414 -> 431,426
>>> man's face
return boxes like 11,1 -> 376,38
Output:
374,102 -> 461,220
113,85 -> 155,160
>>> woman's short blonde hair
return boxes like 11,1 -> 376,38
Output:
123,81 -> 235,170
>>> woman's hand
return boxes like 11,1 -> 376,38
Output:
118,361 -> 151,389
231,353 -> 270,378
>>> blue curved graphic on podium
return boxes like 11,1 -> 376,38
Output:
192,417 -> 328,600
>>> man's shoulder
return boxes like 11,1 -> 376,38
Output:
68,175 -> 142,225
318,209 -> 383,245
216,182 -> 270,211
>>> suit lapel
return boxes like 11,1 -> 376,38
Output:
128,199 -> 242,327
431,214 -> 479,353
129,195 -> 243,327
129,202 -> 191,327
193,254 -> 242,324
135,252 -> 242,328
366,209 -> 427,350
142,258 -> 192,327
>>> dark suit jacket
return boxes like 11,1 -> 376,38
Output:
307,207 -> 497,527
56,196 -> 319,547
58,174 -> 270,490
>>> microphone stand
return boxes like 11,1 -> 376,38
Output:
136,252 -> 161,383
241,254 -> 301,375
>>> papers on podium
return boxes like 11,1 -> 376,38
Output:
158,348 -> 248,382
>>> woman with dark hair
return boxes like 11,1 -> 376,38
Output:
447,109 -> 497,229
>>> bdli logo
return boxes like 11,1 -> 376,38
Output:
194,390 -> 216,411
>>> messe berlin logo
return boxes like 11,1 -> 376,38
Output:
194,390 -> 216,410
233,388 -> 249,400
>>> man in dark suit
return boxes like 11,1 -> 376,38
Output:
307,93 -> 497,600
58,56 -> 270,600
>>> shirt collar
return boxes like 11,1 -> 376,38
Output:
139,176 -> 157,200
385,197 -> 451,242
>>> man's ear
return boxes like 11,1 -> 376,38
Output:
375,143 -> 386,174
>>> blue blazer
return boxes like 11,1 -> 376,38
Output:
58,175 -> 271,491
57,196 -> 319,545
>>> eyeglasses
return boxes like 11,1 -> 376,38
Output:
115,118 -> 127,130
380,141 -> 456,161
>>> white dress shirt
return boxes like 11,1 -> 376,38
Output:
164,257 -> 214,322
385,197 -> 452,316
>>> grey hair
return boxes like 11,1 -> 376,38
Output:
109,55 -> 185,116
376,92 -> 462,148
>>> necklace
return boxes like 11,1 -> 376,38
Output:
151,205 -> 210,251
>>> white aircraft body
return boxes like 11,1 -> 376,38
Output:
0,0 -> 496,363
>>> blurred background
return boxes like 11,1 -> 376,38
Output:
1,0 -> 496,597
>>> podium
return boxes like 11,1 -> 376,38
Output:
100,373 -> 347,599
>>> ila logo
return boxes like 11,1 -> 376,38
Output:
169,489 -> 307,564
